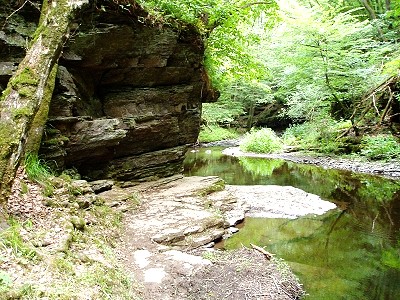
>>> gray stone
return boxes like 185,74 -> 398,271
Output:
89,180 -> 114,193
37,7 -> 218,181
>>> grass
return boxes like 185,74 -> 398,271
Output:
24,153 -> 55,196
1,176 -> 142,300
0,219 -> 37,261
198,125 -> 240,143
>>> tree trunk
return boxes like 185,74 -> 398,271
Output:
247,102 -> 255,130
0,0 -> 88,204
385,0 -> 391,11
360,0 -> 378,19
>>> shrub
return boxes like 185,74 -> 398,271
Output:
239,128 -> 283,153
282,119 -> 352,154
360,134 -> 400,160
282,122 -> 320,148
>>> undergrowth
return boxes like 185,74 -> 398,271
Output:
24,153 -> 54,196
0,176 -> 142,300
282,119 -> 352,153
240,127 -> 283,154
199,124 -> 239,143
360,134 -> 400,160
0,219 -> 38,264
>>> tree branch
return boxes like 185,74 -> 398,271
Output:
2,0 -> 39,30
241,1 -> 273,9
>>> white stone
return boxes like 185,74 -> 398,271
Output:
164,250 -> 212,266
133,250 -> 152,269
144,268 -> 166,283
225,185 -> 337,219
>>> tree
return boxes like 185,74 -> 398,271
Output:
138,0 -> 279,128
257,0 -> 399,123
0,0 -> 89,204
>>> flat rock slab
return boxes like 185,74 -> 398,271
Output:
224,185 -> 337,219
102,175 -> 228,299
101,175 -> 336,299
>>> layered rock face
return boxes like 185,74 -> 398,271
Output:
33,7 -> 217,180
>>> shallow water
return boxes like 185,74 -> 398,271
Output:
184,147 -> 400,300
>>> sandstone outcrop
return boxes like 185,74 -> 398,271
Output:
1,3 -> 217,181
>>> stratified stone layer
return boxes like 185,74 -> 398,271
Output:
37,7 -> 217,180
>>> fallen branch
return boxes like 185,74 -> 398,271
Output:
336,75 -> 399,139
250,243 -> 274,260
379,86 -> 393,125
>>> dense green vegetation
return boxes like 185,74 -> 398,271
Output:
140,0 -> 400,158
198,124 -> 240,143
240,128 -> 283,153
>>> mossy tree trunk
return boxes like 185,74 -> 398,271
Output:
0,0 -> 88,204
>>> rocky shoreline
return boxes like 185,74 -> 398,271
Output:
111,174 -> 336,299
222,146 -> 400,179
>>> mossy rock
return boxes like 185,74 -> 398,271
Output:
70,216 -> 85,231
197,178 -> 225,196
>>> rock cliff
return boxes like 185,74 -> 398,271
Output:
1,3 -> 217,181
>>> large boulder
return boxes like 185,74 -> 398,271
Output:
35,4 -> 218,180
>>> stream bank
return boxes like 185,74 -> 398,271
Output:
220,146 -> 400,179
113,174 -> 318,299
3,171 -> 329,299
185,146 -> 400,299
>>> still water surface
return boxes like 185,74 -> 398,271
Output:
184,147 -> 400,300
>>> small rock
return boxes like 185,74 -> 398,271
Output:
133,249 -> 152,269
44,198 -> 58,207
76,197 -> 90,209
203,242 -> 215,248
70,216 -> 85,231
89,180 -> 114,194
57,232 -> 73,252
228,227 -> 239,234
144,268 -> 166,283
76,253 -> 90,263
61,200 -> 70,208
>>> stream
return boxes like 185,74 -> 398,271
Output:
183,147 -> 400,300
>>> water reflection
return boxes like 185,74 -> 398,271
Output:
184,147 -> 400,300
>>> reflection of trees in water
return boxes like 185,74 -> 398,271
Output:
238,157 -> 284,177
184,147 -> 400,299
225,211 -> 400,299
